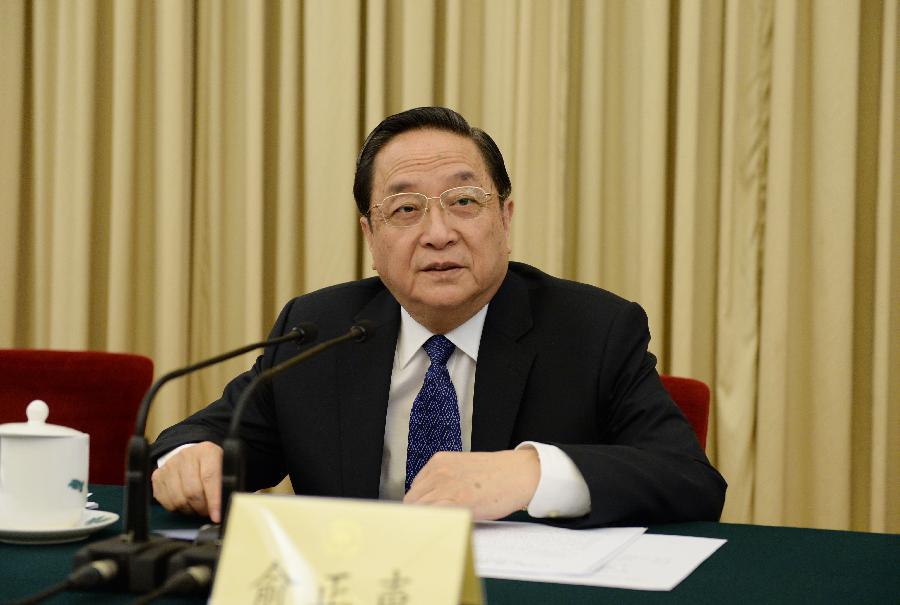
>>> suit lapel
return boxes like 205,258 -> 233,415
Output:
336,287 -> 400,497
471,269 -> 536,452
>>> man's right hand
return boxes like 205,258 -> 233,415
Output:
151,441 -> 224,523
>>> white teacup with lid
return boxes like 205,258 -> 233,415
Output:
0,399 -> 89,530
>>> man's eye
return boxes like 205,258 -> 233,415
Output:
391,204 -> 420,216
453,197 -> 476,207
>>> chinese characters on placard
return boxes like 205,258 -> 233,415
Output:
251,563 -> 414,605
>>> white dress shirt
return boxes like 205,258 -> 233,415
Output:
161,305 -> 591,518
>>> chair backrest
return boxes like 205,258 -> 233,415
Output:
659,374 -> 710,450
0,349 -> 153,484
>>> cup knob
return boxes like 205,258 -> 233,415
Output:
26,399 -> 50,424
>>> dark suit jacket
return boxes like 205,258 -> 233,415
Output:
152,262 -> 726,527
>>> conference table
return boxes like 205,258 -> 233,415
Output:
1,485 -> 897,604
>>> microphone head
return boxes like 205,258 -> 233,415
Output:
290,322 -> 318,345
351,320 -> 377,342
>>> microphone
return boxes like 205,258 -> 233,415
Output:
125,322 -> 317,542
221,320 -> 376,529
71,323 -> 318,594
164,321 -> 377,582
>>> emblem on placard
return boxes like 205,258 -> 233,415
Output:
68,479 -> 85,492
324,518 -> 363,559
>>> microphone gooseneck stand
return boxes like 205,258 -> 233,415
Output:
124,323 -> 318,543
66,324 -> 318,597
165,321 -> 377,585
221,320 -> 376,530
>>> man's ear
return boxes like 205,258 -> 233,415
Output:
501,198 -> 514,232
360,215 -> 374,251
360,216 -> 379,271
499,199 -> 514,255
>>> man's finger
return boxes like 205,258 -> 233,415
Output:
150,442 -> 224,520
158,467 -> 197,516
174,451 -> 211,516
199,452 -> 222,523
403,469 -> 449,505
150,468 -> 174,511
402,482 -> 433,505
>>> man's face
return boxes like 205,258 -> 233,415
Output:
360,129 -> 514,333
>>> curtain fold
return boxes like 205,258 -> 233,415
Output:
669,0 -> 723,424
2,0 -> 896,532
869,0 -> 898,533
0,1 -> 27,345
711,0 -> 771,523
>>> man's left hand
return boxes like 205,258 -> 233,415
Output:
403,449 -> 540,520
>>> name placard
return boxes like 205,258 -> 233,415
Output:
210,493 -> 483,605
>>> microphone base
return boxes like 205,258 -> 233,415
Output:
73,534 -> 191,593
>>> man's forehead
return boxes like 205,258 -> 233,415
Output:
385,170 -> 479,194
373,130 -> 488,190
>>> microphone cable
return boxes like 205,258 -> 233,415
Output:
126,565 -> 212,605
8,559 -> 118,605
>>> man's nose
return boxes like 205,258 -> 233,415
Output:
419,201 -> 457,247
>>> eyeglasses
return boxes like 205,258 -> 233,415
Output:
369,186 -> 494,228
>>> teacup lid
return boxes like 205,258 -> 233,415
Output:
0,400 -> 86,437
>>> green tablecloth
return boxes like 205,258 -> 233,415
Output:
1,485 -> 897,604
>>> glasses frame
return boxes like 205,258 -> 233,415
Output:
369,186 -> 494,228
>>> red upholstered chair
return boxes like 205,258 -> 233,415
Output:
659,374 -> 710,450
0,349 -> 153,484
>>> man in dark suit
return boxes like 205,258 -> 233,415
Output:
151,107 -> 726,528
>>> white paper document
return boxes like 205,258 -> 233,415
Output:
155,528 -> 199,541
576,533 -> 727,591
474,522 -> 726,592
474,522 -> 645,576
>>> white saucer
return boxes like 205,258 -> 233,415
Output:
0,510 -> 119,545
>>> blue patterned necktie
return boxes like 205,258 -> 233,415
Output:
405,335 -> 462,492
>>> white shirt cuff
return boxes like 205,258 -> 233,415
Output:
156,443 -> 198,468
516,441 -> 591,518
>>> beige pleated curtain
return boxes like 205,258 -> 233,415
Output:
1,0 -> 896,533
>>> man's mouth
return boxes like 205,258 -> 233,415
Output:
422,262 -> 463,272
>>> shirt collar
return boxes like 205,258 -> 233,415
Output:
396,305 -> 488,369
